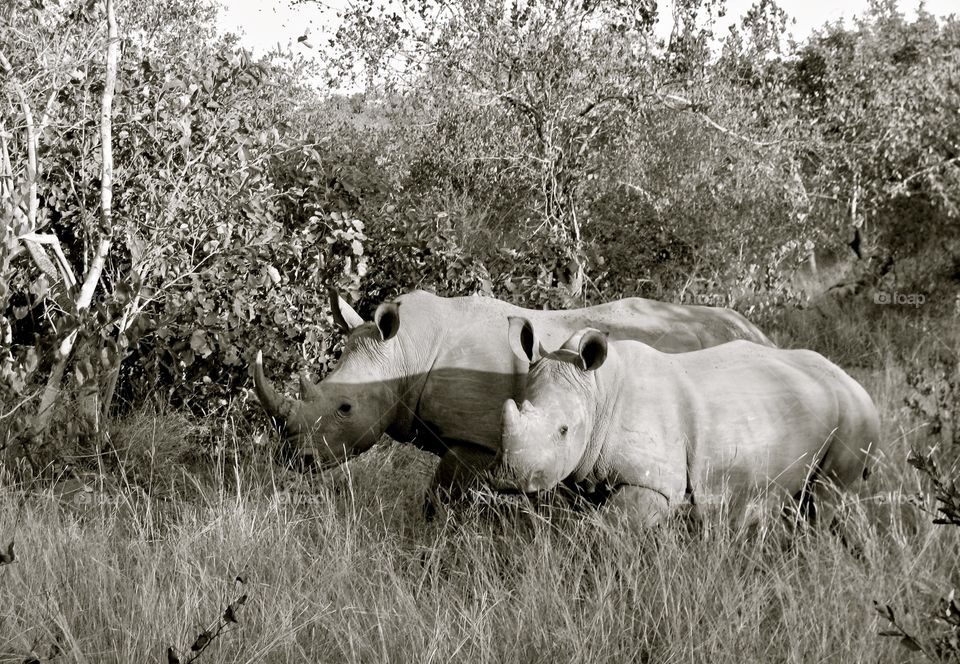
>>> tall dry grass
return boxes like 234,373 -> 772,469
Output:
0,305 -> 957,663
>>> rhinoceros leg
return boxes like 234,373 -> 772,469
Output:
423,443 -> 497,519
606,485 -> 671,529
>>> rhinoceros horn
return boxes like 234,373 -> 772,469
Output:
299,370 -> 322,400
254,350 -> 301,424
501,398 -> 522,439
328,286 -> 364,332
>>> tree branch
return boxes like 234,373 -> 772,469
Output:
660,93 -> 782,148
898,156 -> 960,189
0,50 -> 38,228
17,233 -> 78,287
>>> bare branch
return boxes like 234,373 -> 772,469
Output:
660,93 -> 782,148
898,156 -> 960,189
0,388 -> 41,421
21,240 -> 59,281
17,233 -> 78,287
0,123 -> 12,200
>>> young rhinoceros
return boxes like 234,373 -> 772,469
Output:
489,318 -> 881,527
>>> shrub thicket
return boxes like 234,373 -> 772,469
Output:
3,0 -> 957,454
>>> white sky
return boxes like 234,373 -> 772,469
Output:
216,0 -> 957,57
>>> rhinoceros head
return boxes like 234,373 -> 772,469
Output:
254,289 -> 406,471
493,318 -> 609,493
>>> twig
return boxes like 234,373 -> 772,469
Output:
168,577 -> 249,664
0,389 -> 42,421
660,93 -> 783,148
898,156 -> 960,189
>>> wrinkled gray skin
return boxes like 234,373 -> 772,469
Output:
254,288 -> 774,502
489,319 -> 881,527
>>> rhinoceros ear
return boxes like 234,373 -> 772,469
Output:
577,329 -> 608,371
557,328 -> 608,371
508,316 -> 540,363
328,286 -> 364,333
374,302 -> 401,341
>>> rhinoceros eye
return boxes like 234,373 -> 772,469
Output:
338,403 -> 352,415
559,425 -> 569,436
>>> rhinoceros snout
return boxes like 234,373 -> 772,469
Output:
299,448 -> 320,470
525,469 -> 550,493
275,444 -> 323,473
488,464 -> 553,494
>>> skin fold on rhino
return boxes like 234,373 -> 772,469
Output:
253,288 -> 774,504
488,318 -> 882,528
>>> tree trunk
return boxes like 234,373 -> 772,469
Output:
30,0 -> 119,443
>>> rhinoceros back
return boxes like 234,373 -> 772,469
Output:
392,291 -> 771,454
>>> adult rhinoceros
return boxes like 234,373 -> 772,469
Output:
489,318 -> 880,527
254,288 -> 773,502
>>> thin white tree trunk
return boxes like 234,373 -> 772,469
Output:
32,0 -> 119,440
0,52 -> 38,229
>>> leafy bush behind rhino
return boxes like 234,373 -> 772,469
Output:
2,0 -> 959,467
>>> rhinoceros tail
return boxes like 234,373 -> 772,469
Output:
253,351 -> 299,421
